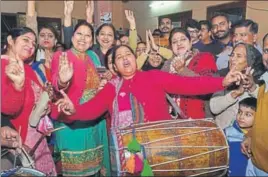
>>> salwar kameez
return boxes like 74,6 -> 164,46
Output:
51,49 -> 111,176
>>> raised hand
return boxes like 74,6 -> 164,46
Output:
148,30 -> 159,52
124,10 -> 136,30
242,67 -> 257,92
64,0 -> 74,17
231,84 -> 245,99
222,69 -> 245,88
145,30 -> 151,54
58,52 -> 73,86
86,0 -> 94,24
5,57 -> 25,91
55,90 -> 75,115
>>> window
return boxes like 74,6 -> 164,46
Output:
1,13 -> 17,47
207,1 -> 246,24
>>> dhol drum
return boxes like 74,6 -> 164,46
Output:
110,119 -> 229,176
1,147 -> 35,175
1,167 -> 45,177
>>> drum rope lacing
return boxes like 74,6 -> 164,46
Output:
116,119 -> 229,176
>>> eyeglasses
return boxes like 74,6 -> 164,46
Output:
263,48 -> 268,54
187,30 -> 199,34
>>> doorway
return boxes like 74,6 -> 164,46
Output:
158,10 -> 193,28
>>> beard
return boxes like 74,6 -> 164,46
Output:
214,30 -> 230,40
160,27 -> 170,33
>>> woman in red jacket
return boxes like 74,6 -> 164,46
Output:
1,27 -> 56,175
162,28 -> 218,119
54,45 -> 243,128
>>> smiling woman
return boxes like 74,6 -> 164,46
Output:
1,27 -> 57,175
50,20 -> 111,176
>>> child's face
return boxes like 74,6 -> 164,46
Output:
236,105 -> 255,128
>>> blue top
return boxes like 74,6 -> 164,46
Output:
225,121 -> 248,176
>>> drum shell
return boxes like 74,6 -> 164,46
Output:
1,147 -> 35,171
110,119 -> 229,176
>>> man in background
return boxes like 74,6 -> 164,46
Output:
232,19 -> 262,53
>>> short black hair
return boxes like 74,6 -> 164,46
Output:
160,17 -> 172,23
111,45 -> 136,65
169,28 -> 191,46
199,20 -> 212,31
185,19 -> 201,30
152,29 -> 162,36
263,33 -> 268,47
239,97 -> 257,111
233,19 -> 258,34
119,34 -> 129,40
211,12 -> 229,23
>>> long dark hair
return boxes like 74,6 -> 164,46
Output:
104,47 -> 115,70
169,27 -> 191,46
111,45 -> 136,64
96,23 -> 116,46
72,20 -> 95,49
1,27 -> 37,54
39,24 -> 59,42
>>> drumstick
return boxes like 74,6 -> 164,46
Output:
18,126 -> 22,151
13,126 -> 21,168
29,126 -> 66,156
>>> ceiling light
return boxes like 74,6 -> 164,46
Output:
149,1 -> 179,8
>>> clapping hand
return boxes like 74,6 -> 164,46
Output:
148,30 -> 159,52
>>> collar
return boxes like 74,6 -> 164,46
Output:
233,121 -> 248,134
259,71 -> 268,92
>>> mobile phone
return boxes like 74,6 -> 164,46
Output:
96,67 -> 107,74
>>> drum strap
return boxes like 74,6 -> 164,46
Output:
166,94 -> 187,119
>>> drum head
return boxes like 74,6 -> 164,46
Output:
1,167 -> 46,177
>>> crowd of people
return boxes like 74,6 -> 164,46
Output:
1,0 -> 268,176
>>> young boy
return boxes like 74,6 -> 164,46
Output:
225,97 -> 257,176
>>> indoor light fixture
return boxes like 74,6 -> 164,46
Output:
149,1 -> 179,8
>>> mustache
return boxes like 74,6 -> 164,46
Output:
162,27 -> 170,30
216,30 -> 226,34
